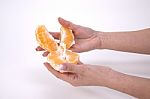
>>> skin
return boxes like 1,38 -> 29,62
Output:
36,17 -> 150,99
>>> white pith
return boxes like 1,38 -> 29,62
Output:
36,25 -> 76,71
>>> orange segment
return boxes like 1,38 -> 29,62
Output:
47,49 -> 79,70
35,25 -> 58,52
47,51 -> 66,70
60,26 -> 74,49
35,25 -> 79,71
66,50 -> 79,64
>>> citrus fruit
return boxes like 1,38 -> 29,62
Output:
35,25 -> 79,71
35,25 -> 58,52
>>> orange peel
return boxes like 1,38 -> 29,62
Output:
35,25 -> 79,71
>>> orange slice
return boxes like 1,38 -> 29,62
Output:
47,51 -> 66,70
35,25 -> 79,71
47,49 -> 79,71
66,50 -> 79,64
60,26 -> 74,49
35,25 -> 58,52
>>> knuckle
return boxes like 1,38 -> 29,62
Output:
74,45 -> 82,53
66,65 -> 73,71
66,22 -> 71,27
70,74 -> 77,81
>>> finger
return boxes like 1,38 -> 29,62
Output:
60,63 -> 81,73
69,44 -> 82,53
49,32 -> 60,39
58,17 -> 78,30
44,62 -> 79,84
36,46 -> 44,51
44,62 -> 65,79
42,51 -> 49,57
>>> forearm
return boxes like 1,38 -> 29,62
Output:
102,69 -> 150,99
98,28 -> 150,54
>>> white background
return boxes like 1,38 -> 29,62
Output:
0,0 -> 150,99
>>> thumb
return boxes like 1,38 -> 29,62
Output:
58,17 -> 78,30
59,63 -> 81,73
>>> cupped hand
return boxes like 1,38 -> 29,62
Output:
43,62 -> 112,87
36,17 -> 102,56
58,17 -> 101,52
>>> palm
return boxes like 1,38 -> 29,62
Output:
70,26 -> 99,52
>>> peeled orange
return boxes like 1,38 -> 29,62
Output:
35,25 -> 79,71
35,25 -> 58,52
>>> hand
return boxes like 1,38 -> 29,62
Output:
36,17 -> 102,54
58,17 -> 101,52
43,62 -> 112,87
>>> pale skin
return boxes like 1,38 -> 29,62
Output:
36,17 -> 150,99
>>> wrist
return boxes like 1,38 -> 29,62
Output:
102,68 -> 127,89
102,69 -> 118,87
95,31 -> 111,49
96,66 -> 116,87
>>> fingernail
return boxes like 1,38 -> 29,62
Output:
42,52 -> 49,57
59,64 -> 66,70
35,47 -> 39,51
58,17 -> 62,21
43,62 -> 48,65
42,53 -> 46,57
43,62 -> 46,64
